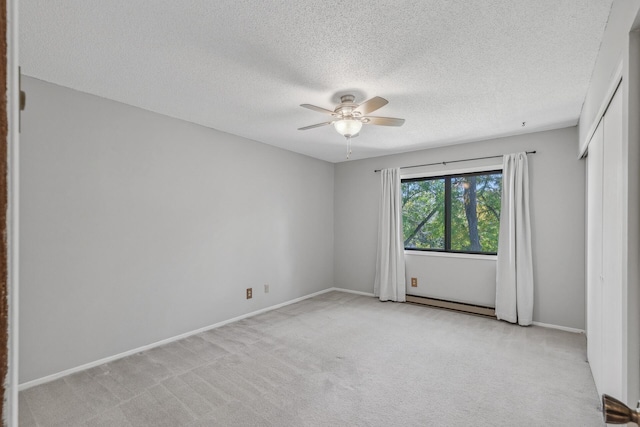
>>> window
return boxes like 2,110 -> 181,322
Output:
402,170 -> 502,255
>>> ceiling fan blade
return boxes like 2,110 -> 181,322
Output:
363,116 -> 405,126
300,104 -> 336,115
355,96 -> 388,115
298,121 -> 334,130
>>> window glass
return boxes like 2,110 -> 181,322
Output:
402,171 -> 502,255
402,178 -> 445,250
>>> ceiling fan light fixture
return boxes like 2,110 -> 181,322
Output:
334,118 -> 362,137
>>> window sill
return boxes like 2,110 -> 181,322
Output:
404,250 -> 497,261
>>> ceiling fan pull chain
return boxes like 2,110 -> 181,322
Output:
346,136 -> 352,159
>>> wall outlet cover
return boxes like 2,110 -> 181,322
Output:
246,288 -> 252,299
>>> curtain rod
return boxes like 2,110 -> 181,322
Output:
374,151 -> 537,173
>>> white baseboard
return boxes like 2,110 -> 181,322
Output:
19,287 -> 337,391
532,321 -> 584,334
331,287 -> 375,297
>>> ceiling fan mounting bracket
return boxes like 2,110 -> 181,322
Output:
340,94 -> 356,103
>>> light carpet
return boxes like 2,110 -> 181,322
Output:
19,291 -> 603,426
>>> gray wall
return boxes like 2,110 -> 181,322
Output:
19,77 -> 335,383
334,126 -> 586,329
405,254 -> 497,307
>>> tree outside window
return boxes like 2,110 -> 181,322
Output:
402,171 -> 502,255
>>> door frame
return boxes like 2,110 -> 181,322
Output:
4,0 -> 19,424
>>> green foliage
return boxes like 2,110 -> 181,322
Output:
402,179 -> 445,249
401,173 -> 502,253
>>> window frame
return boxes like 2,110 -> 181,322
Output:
401,168 -> 503,256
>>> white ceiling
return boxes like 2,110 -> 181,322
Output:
20,1 -> 613,163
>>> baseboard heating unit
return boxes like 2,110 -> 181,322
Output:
406,295 -> 496,318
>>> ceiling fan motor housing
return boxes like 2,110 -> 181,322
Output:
335,95 -> 360,119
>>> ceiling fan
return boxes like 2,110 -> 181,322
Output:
298,94 -> 405,158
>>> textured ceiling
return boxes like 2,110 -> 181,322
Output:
20,1 -> 613,163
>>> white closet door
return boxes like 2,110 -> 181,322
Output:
601,86 -> 625,399
586,84 -> 625,400
586,118 -> 604,394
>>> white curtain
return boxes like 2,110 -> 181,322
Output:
495,152 -> 534,325
374,168 -> 406,302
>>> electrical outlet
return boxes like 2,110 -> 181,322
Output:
246,288 -> 252,299
264,284 -> 269,293
411,277 -> 418,287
